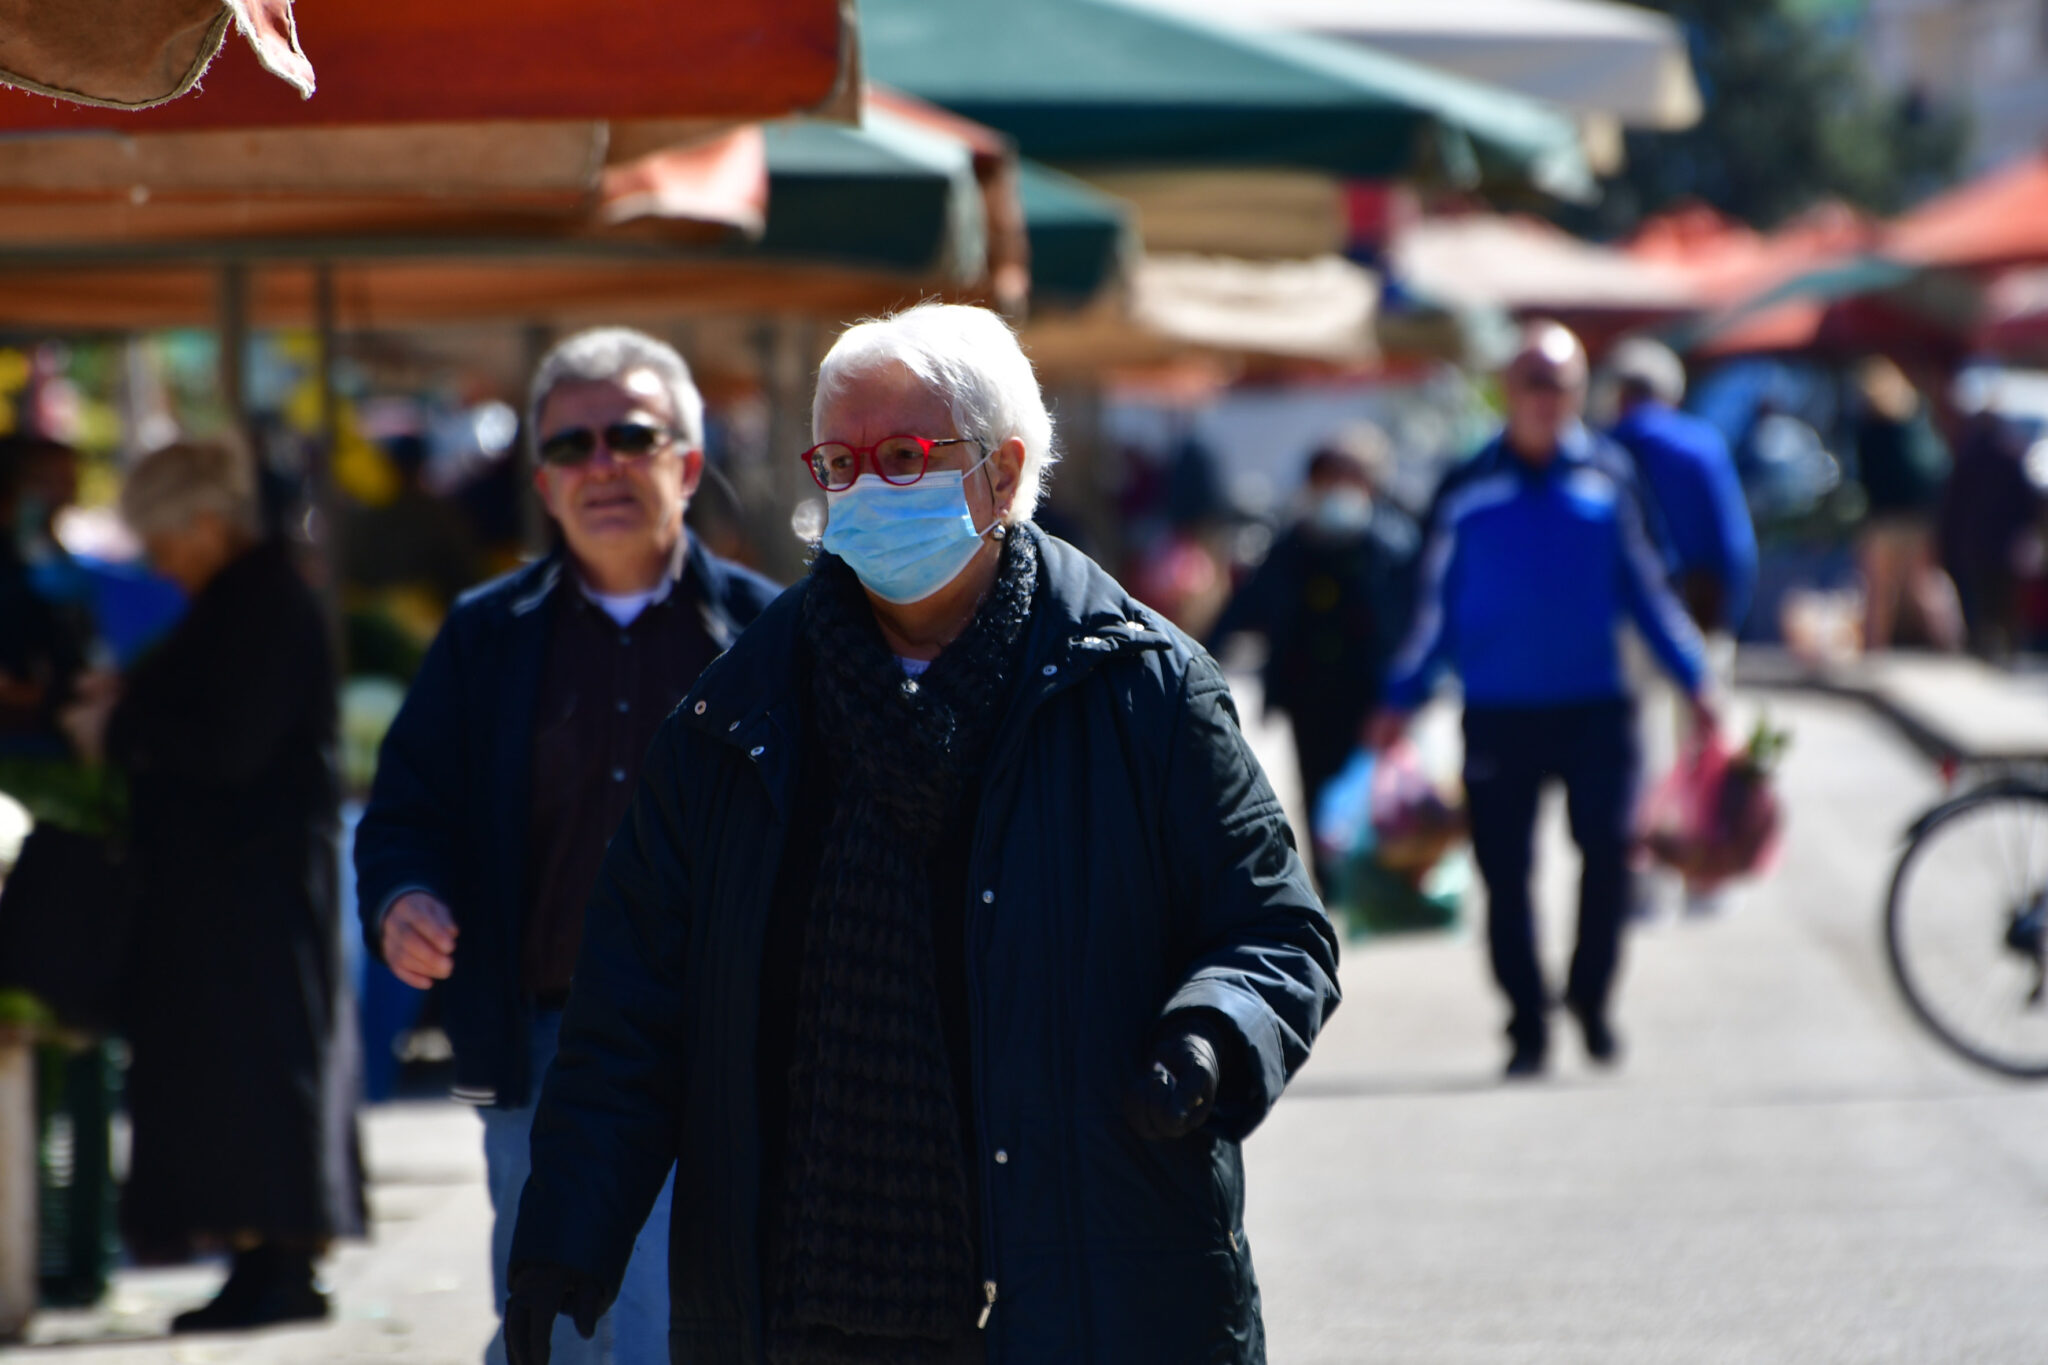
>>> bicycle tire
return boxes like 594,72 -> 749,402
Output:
1886,782 -> 2048,1079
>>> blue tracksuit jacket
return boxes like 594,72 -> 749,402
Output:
1384,424 -> 1707,711
1610,401 -> 1759,631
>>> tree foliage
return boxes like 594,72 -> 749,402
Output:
1585,0 -> 1967,235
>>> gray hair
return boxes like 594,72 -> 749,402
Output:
119,438 -> 259,540
526,327 -> 706,459
1608,336 -> 1688,406
813,303 -> 1057,525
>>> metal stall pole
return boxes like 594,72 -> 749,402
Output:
0,1025 -> 32,1341
217,261 -> 250,442
310,262 -> 345,634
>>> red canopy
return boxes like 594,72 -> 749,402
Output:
0,0 -> 850,130
1886,152 -> 2048,271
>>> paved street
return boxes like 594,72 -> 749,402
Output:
19,685 -> 2048,1363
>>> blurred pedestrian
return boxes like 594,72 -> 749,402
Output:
1606,339 -> 1757,647
501,303 -> 1337,1365
0,436 -> 88,754
1605,339 -> 1758,915
341,432 -> 485,612
1209,426 -> 1417,887
353,328 -> 781,1365
1938,392 -> 2043,661
1371,322 -> 1715,1078
1851,357 -> 1962,651
74,439 -> 364,1329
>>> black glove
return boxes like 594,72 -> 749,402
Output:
1125,1019 -> 1223,1141
504,1263 -> 606,1365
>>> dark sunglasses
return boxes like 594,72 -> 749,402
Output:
537,422 -> 673,467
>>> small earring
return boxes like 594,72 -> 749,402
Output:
991,524 -> 1009,541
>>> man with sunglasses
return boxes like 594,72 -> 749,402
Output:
354,326 -> 780,1365
1369,321 -> 1715,1079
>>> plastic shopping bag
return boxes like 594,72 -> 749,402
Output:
1369,740 -> 1467,876
1312,747 -> 1378,866
1639,721 -> 1788,894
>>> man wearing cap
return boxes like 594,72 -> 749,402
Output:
1370,322 -> 1715,1078
354,327 -> 781,1364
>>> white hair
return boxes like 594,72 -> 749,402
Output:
813,302 -> 1058,525
1608,336 -> 1689,406
119,438 -> 259,539
527,326 -> 706,458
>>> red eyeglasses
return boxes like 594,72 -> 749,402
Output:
799,435 -> 983,492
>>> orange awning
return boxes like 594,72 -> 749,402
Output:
1886,153 -> 2048,272
0,0 -> 851,128
0,255 -> 959,332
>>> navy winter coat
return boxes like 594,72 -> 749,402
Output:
352,538 -> 781,1108
512,529 -> 1340,1364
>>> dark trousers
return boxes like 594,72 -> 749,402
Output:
1462,700 -> 1639,1046
1289,698 -> 1372,892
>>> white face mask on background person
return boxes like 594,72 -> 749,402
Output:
821,451 -> 1000,605
1309,486 -> 1373,537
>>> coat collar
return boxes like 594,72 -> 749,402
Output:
676,525 -> 1174,810
504,535 -> 745,645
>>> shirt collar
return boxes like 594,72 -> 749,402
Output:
569,532 -> 691,612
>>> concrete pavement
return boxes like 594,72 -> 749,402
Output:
16,680 -> 2048,1363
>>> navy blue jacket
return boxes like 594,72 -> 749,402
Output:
1610,401 -> 1759,631
511,528 -> 1339,1363
1385,425 -> 1707,711
352,538 -> 781,1108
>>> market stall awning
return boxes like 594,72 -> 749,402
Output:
0,0 -> 854,128
1886,152 -> 2048,272
1140,0 -> 1701,130
760,105 -> 986,278
859,0 -> 1591,197
1015,161 -> 1135,303
1392,213 -> 1700,315
0,123 -> 772,249
1023,252 -> 1377,372
0,254 -> 958,333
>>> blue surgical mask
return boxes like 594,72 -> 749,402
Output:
822,456 -> 998,605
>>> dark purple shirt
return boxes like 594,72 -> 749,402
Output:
521,549 -> 717,998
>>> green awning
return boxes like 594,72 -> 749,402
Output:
859,0 -> 1591,198
1016,160 -> 1135,303
760,107 -> 987,278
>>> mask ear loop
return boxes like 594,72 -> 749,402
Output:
963,443 -> 1010,541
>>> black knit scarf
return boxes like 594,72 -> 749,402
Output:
770,532 -> 1040,1365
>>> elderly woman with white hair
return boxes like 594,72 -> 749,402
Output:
504,303 -> 1338,1365
82,440 -> 362,1330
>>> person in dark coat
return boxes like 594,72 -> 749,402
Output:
0,435 -> 89,753
1208,429 -> 1417,887
502,303 -> 1340,1365
354,328 -> 783,1365
70,439 -> 363,1331
1938,404 -> 2044,660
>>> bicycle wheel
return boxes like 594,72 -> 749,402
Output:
1887,783 -> 2048,1078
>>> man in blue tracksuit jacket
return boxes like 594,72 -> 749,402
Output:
1371,324 -> 1715,1077
1606,338 -> 1758,638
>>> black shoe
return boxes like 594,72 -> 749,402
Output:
1567,1000 -> 1621,1066
172,1251 -> 329,1334
1503,1035 -> 1548,1079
